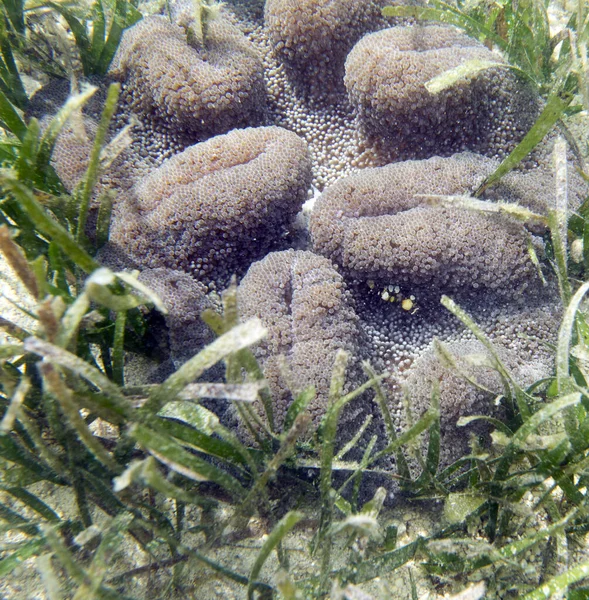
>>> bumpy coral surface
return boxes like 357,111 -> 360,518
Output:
35,0 -> 586,470
345,25 -> 540,160
237,249 -> 361,430
49,116 -> 95,193
397,303 -> 558,467
110,14 -> 266,137
309,153 -> 559,299
137,268 -> 215,367
108,126 -> 312,285
264,0 -> 387,93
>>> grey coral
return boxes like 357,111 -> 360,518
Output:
110,14 -> 266,137
237,249 -> 361,430
344,25 -> 540,160
265,0 -> 388,93
108,126 -> 312,285
309,153 -> 568,299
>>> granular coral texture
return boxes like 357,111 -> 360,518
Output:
344,25 -> 540,161
27,79 -> 109,194
110,14 -> 266,138
237,249 -> 361,431
108,126 -> 312,286
137,268 -> 216,367
397,302 -> 558,468
48,114 -> 96,193
253,17 -> 364,190
264,0 -> 388,95
310,153 -> 549,299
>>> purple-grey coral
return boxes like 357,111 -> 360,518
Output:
137,268 -> 215,367
396,303 -> 558,467
108,126 -> 312,285
264,0 -> 387,94
237,249 -> 361,430
30,0 -> 588,477
309,153 -> 562,299
110,14 -> 266,137
49,115 -> 95,193
344,25 -> 540,160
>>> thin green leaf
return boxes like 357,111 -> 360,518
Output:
457,414 -> 514,436
421,194 -> 547,228
46,4 -> 91,73
130,423 -> 246,499
76,83 -> 119,241
179,381 -> 265,402
557,280 -> 589,393
0,432 -> 65,484
56,293 -> 91,348
235,412 -> 310,525
247,511 -> 303,600
523,559 -> 589,599
0,537 -> 46,577
335,414 -> 372,461
367,406 -> 439,467
112,309 -> 125,386
0,485 -> 60,522
94,191 -> 113,249
24,337 -> 128,404
42,524 -> 131,600
283,385 -> 314,432
0,88 -> 26,141
476,90 -> 574,195
363,361 -> 410,480
0,224 -> 39,297
72,513 -> 134,600
15,118 -> 40,184
112,270 -> 168,314
0,21 -> 27,108
37,84 -> 97,176
512,392 -> 581,448
441,295 -> 531,419
143,318 -> 266,414
3,0 -> 25,34
426,59 -> 522,94
0,174 -> 99,273
0,376 -> 30,434
154,417 -> 249,467
90,0 -> 106,65
98,0 -> 142,74
444,492 -> 487,524
36,552 -> 63,600
113,456 -> 215,507
40,362 -> 122,473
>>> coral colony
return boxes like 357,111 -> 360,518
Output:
32,0 -> 587,466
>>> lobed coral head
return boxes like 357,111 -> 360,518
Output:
345,25 -> 540,160
108,126 -> 312,285
110,15 -> 266,138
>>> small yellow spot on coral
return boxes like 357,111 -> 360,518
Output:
401,298 -> 414,311
381,290 -> 390,301
367,280 -> 375,289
